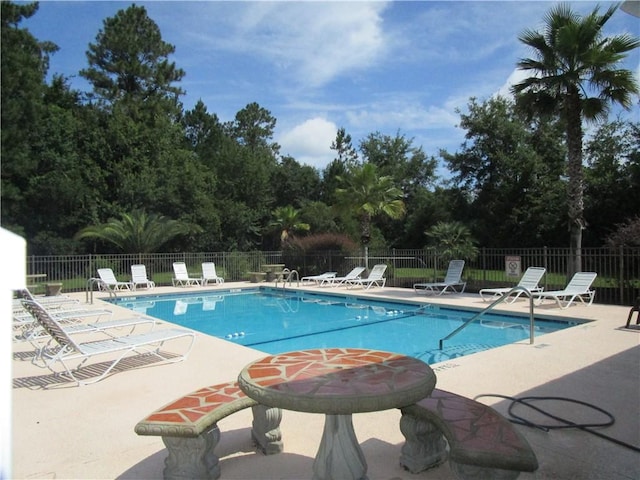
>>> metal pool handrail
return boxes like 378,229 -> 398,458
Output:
277,268 -> 300,288
85,277 -> 117,304
439,286 -> 536,350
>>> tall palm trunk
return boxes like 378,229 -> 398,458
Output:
565,87 -> 584,278
360,213 -> 371,270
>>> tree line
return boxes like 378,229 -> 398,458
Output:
1,2 -> 638,258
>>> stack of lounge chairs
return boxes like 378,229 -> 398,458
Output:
15,289 -> 196,386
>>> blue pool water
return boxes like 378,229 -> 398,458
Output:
109,288 -> 581,363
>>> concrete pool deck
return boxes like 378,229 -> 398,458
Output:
10,283 -> 640,479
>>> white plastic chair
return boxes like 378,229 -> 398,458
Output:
301,272 -> 337,285
346,264 -> 388,289
97,268 -> 133,292
479,267 -> 546,303
324,267 -> 366,286
172,262 -> 202,287
131,264 -> 155,290
201,262 -> 224,285
414,260 -> 466,295
532,272 -> 597,309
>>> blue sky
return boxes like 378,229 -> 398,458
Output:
21,1 -> 640,175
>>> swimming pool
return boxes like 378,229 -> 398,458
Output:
109,288 -> 582,363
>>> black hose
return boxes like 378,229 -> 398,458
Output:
475,394 -> 640,453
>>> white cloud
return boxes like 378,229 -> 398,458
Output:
345,100 -> 459,132
278,117 -> 338,169
213,2 -> 390,88
495,68 -> 531,99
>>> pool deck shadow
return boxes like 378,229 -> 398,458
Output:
11,283 -> 640,479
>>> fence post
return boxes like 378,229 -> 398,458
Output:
543,246 -> 548,290
619,245 -> 625,305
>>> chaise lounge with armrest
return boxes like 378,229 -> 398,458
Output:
479,266 -> 546,303
131,264 -> 156,290
414,260 -> 466,295
323,266 -> 366,286
531,271 -> 597,309
301,271 -> 337,285
97,268 -> 133,292
21,298 -> 196,385
201,262 -> 224,285
172,262 -> 202,287
346,264 -> 387,289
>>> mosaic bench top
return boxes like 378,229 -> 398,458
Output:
401,388 -> 538,474
135,380 -> 257,438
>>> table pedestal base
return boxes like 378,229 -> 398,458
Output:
251,404 -> 284,454
399,413 -> 447,473
313,414 -> 368,480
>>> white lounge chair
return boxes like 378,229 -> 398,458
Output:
13,293 -> 78,310
14,295 -> 79,319
414,260 -> 466,295
346,264 -> 388,290
201,262 -> 224,285
131,264 -> 155,290
97,268 -> 133,292
172,262 -> 202,287
15,306 -> 113,336
323,267 -> 366,286
17,290 -> 157,362
14,289 -> 113,341
28,313 -> 158,365
21,299 -> 196,386
301,272 -> 337,285
479,267 -> 546,303
532,272 -> 597,309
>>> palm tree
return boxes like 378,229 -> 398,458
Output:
425,221 -> 478,264
334,163 -> 405,267
75,209 -> 203,253
512,3 -> 639,277
270,205 -> 310,246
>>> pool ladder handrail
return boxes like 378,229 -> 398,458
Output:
276,268 -> 299,288
85,277 -> 117,304
438,286 -> 536,350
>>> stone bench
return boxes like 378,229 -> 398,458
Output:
135,380 -> 283,480
399,388 -> 538,480
45,282 -> 63,296
248,272 -> 267,283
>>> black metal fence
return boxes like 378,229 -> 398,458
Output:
25,247 -> 640,306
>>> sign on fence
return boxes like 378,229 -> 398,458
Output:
505,255 -> 521,278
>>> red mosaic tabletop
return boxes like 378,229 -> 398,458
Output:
237,348 -> 436,415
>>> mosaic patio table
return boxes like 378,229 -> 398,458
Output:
262,263 -> 286,281
238,347 -> 436,480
